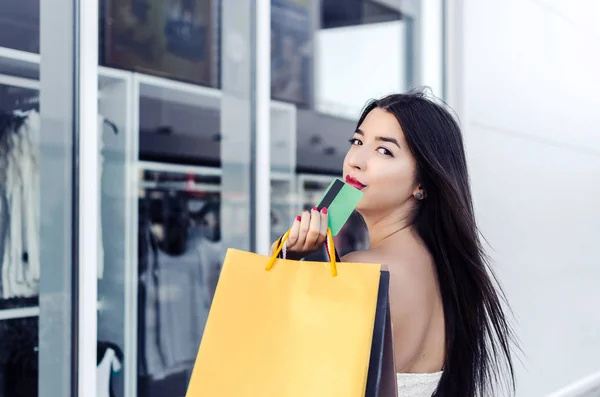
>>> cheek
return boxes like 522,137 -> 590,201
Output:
376,159 -> 414,186
342,151 -> 351,171
366,160 -> 416,201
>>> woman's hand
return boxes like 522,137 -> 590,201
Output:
270,207 -> 328,259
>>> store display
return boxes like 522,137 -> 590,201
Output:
137,168 -> 223,395
102,0 -> 219,87
0,97 -> 117,301
271,0 -> 312,105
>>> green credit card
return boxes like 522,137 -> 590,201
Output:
316,178 -> 364,236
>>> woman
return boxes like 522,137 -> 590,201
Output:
276,91 -> 516,396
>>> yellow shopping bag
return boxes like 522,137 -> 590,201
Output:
186,229 -> 396,397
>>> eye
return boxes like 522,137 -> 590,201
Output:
377,147 -> 393,157
348,138 -> 362,146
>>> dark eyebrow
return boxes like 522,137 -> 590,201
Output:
354,128 -> 401,148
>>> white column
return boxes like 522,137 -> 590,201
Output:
76,0 -> 99,395
255,0 -> 272,255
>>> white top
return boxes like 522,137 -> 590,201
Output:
397,371 -> 443,397
97,348 -> 121,397
2,110 -> 40,298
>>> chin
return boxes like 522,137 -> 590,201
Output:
354,201 -> 369,215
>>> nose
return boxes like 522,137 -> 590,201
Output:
346,145 -> 368,171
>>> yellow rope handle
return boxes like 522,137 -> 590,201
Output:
265,229 -> 289,271
326,228 -> 338,277
266,228 -> 338,277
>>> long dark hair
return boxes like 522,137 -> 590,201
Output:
356,90 -> 517,396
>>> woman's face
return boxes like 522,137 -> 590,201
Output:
342,107 -> 419,214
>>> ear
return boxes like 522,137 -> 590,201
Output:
412,185 -> 426,200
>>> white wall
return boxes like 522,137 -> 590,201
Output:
450,0 -> 600,395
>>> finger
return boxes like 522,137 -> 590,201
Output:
317,207 -> 328,246
287,215 -> 302,247
303,207 -> 321,249
293,210 -> 311,249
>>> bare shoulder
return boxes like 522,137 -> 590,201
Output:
341,249 -> 379,264
342,248 -> 438,313
343,246 -> 444,372
342,249 -> 427,279
342,250 -> 421,292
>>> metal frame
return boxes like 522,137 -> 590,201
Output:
419,0 -> 445,98
74,0 -> 100,394
34,0 -> 100,395
124,74 -> 140,397
444,0 -> 467,119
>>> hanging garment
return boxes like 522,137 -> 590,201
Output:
97,342 -> 123,397
2,110 -> 40,299
140,219 -> 166,379
197,235 -> 222,308
153,235 -> 207,380
0,185 -> 8,298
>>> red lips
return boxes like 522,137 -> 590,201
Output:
345,175 -> 367,190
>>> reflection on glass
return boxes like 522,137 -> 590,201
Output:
101,0 -> 220,88
271,0 -> 312,105
137,168 -> 222,397
271,177 -> 295,243
316,3 -> 407,119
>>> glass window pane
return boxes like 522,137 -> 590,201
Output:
98,1 -> 255,396
0,0 -> 79,396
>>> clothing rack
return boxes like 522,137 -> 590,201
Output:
0,73 -> 39,90
139,180 -> 221,194
0,300 -> 105,321
0,73 -> 115,322
0,306 -> 40,321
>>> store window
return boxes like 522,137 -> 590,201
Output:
0,0 -> 87,396
97,2 -> 264,397
0,1 -> 443,396
1,0 -> 442,395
